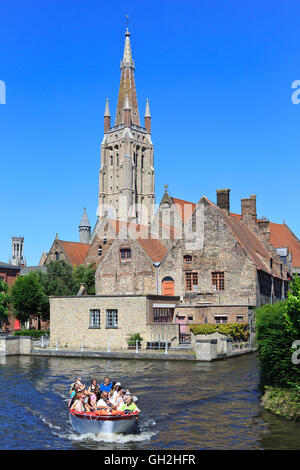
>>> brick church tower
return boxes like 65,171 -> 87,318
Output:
98,28 -> 155,226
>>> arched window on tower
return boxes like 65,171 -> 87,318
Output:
98,246 -> 103,257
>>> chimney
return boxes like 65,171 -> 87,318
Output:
257,217 -> 270,242
241,195 -> 257,225
216,189 -> 230,213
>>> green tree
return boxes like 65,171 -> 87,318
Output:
0,280 -> 10,326
42,260 -> 73,296
284,274 -> 300,336
71,263 -> 96,295
10,273 -> 45,325
255,276 -> 300,390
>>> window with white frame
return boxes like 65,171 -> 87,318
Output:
106,309 -> 118,328
214,315 -> 228,324
90,309 -> 100,328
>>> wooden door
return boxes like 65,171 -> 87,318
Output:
162,277 -> 175,296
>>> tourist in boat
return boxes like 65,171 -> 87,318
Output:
116,388 -> 127,410
109,382 -> 121,403
68,383 -> 83,408
97,391 -> 114,411
87,388 -> 98,411
121,395 -> 141,413
69,377 -> 83,395
109,386 -> 121,407
100,376 -> 113,393
70,393 -> 86,413
88,378 -> 100,395
108,381 -> 117,399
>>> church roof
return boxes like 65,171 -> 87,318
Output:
60,241 -> 90,266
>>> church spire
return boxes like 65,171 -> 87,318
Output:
115,28 -> 140,126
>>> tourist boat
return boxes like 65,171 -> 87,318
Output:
69,408 -> 139,434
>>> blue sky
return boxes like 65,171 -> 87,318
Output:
0,0 -> 299,265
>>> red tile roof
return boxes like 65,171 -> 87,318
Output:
231,213 -> 300,269
60,241 -> 90,266
104,219 -> 168,262
136,238 -> 168,263
171,198 -> 196,223
269,222 -> 300,268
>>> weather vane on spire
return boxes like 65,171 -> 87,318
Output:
125,14 -> 130,29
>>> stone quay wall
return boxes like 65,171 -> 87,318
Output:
0,336 -> 32,355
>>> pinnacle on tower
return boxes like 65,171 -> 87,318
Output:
104,98 -> 110,117
104,98 -> 111,132
144,98 -> 151,133
144,98 -> 151,118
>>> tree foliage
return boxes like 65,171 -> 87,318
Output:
71,263 -> 96,295
255,275 -> 300,390
9,261 -> 96,326
41,260 -> 74,296
10,273 -> 46,323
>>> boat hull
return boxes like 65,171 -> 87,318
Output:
69,410 -> 138,434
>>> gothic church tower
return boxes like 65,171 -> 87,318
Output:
98,28 -> 155,226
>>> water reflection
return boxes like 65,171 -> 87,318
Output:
0,354 -> 300,449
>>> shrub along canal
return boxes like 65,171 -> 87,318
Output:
1,353 -> 300,450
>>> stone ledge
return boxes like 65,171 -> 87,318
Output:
30,348 -> 197,361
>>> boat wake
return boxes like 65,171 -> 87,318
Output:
58,429 -> 157,444
25,406 -> 62,431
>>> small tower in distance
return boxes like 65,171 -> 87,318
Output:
10,236 -> 25,266
79,208 -> 91,244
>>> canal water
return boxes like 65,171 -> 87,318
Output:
1,353 -> 300,450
